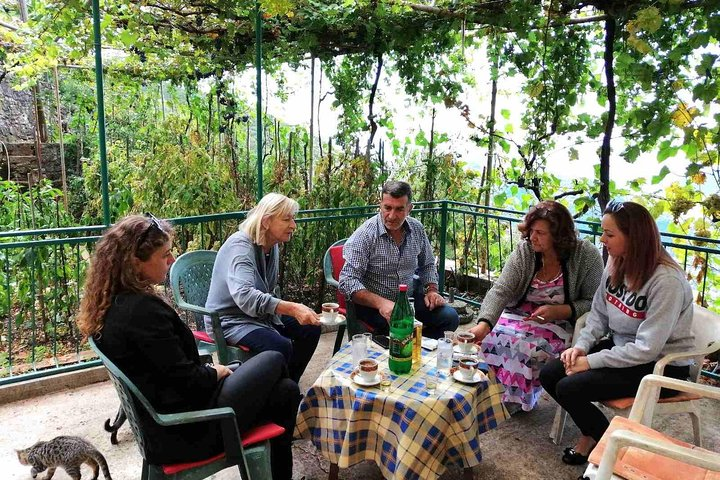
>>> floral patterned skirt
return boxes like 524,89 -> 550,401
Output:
481,308 -> 572,411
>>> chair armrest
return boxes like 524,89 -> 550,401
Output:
629,374 -> 720,424
176,300 -> 214,317
595,429 -> 720,480
155,406 -> 236,427
326,276 -> 339,289
570,313 -> 589,346
653,339 -> 720,375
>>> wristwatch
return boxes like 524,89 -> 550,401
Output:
424,284 -> 438,295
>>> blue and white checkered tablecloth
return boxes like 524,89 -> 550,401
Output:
296,342 -> 509,479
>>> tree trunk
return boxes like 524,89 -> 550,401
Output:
366,53 -> 384,160
309,56 -> 315,191
52,66 -> 68,208
425,108 -> 436,201
598,16 -> 616,212
484,53 -> 499,207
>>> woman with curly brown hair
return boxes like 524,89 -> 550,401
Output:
77,214 -> 299,479
468,200 -> 604,411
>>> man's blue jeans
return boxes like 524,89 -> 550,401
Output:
354,291 -> 459,339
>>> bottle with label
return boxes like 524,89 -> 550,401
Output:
389,284 -> 414,374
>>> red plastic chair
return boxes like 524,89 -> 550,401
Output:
323,239 -> 373,353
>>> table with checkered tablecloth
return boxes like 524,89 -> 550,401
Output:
296,341 -> 509,480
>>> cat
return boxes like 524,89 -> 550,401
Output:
16,435 -> 112,480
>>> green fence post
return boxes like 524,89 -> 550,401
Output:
438,200 -> 448,294
255,0 -> 263,201
91,0 -> 110,226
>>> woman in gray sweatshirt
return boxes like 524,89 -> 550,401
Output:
540,201 -> 694,466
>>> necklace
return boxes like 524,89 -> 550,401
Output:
537,260 -> 561,282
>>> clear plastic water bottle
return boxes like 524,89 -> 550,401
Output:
436,337 -> 453,371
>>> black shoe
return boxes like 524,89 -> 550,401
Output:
561,447 -> 589,465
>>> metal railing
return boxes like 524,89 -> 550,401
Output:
1,201 -> 718,385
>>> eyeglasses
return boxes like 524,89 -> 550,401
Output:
604,200 -> 625,214
137,212 -> 162,249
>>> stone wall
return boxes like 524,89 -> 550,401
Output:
1,143 -> 67,186
0,77 -> 35,142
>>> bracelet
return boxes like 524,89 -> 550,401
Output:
477,318 -> 494,330
424,285 -> 438,295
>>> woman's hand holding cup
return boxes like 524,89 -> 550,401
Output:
294,303 -> 321,326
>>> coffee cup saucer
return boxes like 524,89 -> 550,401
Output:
452,369 -> 487,384
319,313 -> 346,326
453,344 -> 479,355
350,370 -> 385,386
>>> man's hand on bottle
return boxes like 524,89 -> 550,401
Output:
424,290 -> 445,310
379,299 -> 395,321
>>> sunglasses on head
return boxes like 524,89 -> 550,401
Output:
137,212 -> 162,248
604,200 -> 625,214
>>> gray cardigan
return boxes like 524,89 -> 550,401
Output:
205,231 -> 282,343
476,239 -> 604,326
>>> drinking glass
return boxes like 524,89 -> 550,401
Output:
436,338 -> 453,371
363,332 -> 372,348
444,331 -> 455,342
351,334 -> 367,367
424,374 -> 438,395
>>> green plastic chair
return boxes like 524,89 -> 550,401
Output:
169,250 -> 251,365
89,336 -> 284,480
323,239 -> 373,352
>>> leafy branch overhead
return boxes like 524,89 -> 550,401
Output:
2,0 -> 719,226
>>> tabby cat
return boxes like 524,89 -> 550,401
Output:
16,436 -> 112,480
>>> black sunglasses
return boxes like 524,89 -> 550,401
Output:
604,200 -> 625,214
137,212 -> 162,249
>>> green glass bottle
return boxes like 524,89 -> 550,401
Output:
389,284 -> 414,374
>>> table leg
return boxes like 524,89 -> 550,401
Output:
463,467 -> 474,480
333,324 -> 346,354
329,463 -> 339,480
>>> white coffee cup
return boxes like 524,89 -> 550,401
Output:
321,302 -> 339,323
458,357 -> 479,381
358,358 -> 379,382
456,332 -> 475,353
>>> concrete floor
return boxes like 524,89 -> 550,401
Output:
2,325 -> 719,480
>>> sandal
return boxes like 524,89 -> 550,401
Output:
562,447 -> 589,465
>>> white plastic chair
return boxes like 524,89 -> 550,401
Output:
550,304 -> 720,447
549,312 -> 589,444
581,374 -> 720,480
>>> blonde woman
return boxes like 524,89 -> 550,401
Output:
77,214 -> 298,479
206,193 -> 321,382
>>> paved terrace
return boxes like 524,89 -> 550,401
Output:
2,323 -> 719,480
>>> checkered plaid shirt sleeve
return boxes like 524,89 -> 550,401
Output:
339,215 -> 439,300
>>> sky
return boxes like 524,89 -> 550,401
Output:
226,45 -> 698,197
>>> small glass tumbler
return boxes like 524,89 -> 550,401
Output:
444,331 -> 455,342
424,374 -> 438,395
363,332 -> 372,348
352,334 -> 367,367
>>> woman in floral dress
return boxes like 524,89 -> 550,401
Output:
468,201 -> 604,411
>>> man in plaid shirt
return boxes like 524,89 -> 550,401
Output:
339,181 -> 459,338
